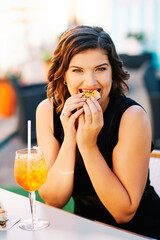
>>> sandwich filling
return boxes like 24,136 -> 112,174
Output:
0,204 -> 7,228
82,90 -> 101,100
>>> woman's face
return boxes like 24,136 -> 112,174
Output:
64,48 -> 112,111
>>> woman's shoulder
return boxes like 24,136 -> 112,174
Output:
120,100 -> 151,139
36,98 -> 53,114
36,98 -> 54,128
109,96 -> 150,132
115,95 -> 148,123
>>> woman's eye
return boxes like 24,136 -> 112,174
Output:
96,67 -> 106,72
72,69 -> 83,72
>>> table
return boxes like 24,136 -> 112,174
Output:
0,188 -> 153,240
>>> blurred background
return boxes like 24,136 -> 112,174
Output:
0,0 -> 160,192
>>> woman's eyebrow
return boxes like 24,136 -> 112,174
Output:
95,63 -> 109,68
69,65 -> 82,69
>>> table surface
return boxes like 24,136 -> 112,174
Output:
0,188 -> 153,240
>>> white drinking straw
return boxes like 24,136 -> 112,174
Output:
27,120 -> 31,160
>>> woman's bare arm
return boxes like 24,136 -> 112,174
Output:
36,99 -> 76,207
77,103 -> 151,223
36,94 -> 85,207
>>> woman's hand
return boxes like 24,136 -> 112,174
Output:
60,93 -> 85,142
77,97 -> 104,149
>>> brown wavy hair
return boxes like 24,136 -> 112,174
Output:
47,25 -> 129,113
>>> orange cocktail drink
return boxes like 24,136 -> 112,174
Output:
14,147 -> 49,230
14,150 -> 47,191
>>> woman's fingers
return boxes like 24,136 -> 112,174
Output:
61,101 -> 84,118
62,93 -> 85,117
83,97 -> 103,127
83,101 -> 92,124
65,108 -> 84,132
90,96 -> 104,123
60,93 -> 85,129
85,99 -> 99,121
70,108 -> 84,122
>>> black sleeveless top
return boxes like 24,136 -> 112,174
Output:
54,95 -> 160,239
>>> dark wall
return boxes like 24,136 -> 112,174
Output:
12,79 -> 47,143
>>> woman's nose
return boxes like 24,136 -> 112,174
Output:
84,72 -> 97,86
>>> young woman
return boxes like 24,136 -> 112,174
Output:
36,25 -> 160,239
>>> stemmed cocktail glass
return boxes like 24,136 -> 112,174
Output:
14,147 -> 50,230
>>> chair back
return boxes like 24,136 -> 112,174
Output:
149,150 -> 160,197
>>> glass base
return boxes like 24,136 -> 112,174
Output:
19,218 -> 50,231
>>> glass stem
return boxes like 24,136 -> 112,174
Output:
29,191 -> 36,223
